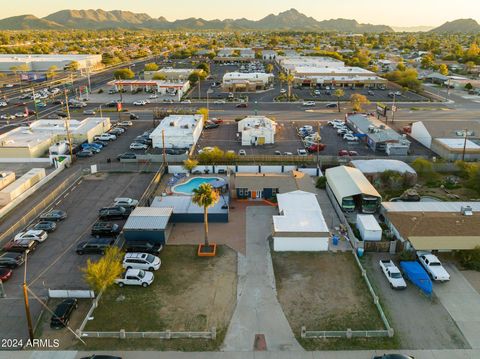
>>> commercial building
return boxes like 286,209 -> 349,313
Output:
237,116 -> 276,146
149,114 -> 203,150
0,168 -> 45,206
233,170 -> 311,200
381,202 -> 480,251
347,114 -> 410,155
0,54 -> 102,72
410,120 -> 480,161
273,190 -> 330,252
123,207 -> 173,245
144,68 -> 194,81
222,72 -> 273,92
277,55 -> 387,88
0,117 -> 111,158
325,165 -> 382,213
216,48 -> 255,59
151,195 -> 229,223
109,80 -> 190,101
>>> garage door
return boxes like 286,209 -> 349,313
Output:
273,237 -> 329,252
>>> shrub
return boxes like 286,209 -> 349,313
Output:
316,176 -> 327,189
397,250 -> 416,262
456,246 -> 480,271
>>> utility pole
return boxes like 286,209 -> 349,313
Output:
23,253 -> 34,341
86,67 -> 92,100
316,121 -> 321,170
462,128 -> 468,162
64,90 -> 74,160
162,129 -> 167,166
391,93 -> 397,123
31,88 -> 39,122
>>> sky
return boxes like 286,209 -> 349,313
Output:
2,0 -> 479,27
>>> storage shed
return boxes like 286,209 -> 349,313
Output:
273,190 -> 330,251
123,207 -> 173,245
356,214 -> 382,241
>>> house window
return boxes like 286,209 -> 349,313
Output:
238,188 -> 248,197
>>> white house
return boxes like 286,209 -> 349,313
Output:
273,190 -> 330,251
149,114 -> 203,150
237,116 -> 276,146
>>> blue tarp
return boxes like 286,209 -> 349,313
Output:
400,261 -> 432,296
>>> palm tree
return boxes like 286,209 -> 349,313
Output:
278,72 -> 287,93
334,89 -> 345,113
286,73 -> 295,100
192,183 -> 220,249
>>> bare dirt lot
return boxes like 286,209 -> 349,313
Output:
77,245 -> 237,351
271,251 -> 397,350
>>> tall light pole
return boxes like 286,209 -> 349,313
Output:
31,88 -> 39,122
391,93 -> 397,123
64,89 -> 74,160
23,253 -> 34,341
462,128 -> 468,162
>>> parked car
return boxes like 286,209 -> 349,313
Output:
214,100 -> 226,104
238,149 -> 246,156
3,238 -> 38,253
91,222 -> 121,237
325,103 -> 337,108
99,206 -> 129,220
50,299 -> 78,329
210,118 -> 223,124
0,268 -> 13,282
205,123 -> 219,129
302,101 -> 315,107
274,150 -> 281,155
0,114 -> 15,120
15,112 -> 27,118
117,152 -> 136,160
32,221 -> 57,233
328,120 -> 344,126
307,144 -> 326,153
297,149 -> 308,156
343,133 -> 359,141
123,253 -> 161,271
98,133 -> 116,141
14,230 -> 48,243
113,197 -> 138,208
125,241 -> 163,255
130,142 -> 148,150
236,103 -> 247,108
119,120 -> 133,126
0,252 -> 25,268
40,210 -> 67,222
83,110 -> 96,115
109,127 -> 125,135
76,238 -> 115,255
338,150 -> 358,156
76,150 -> 94,158
379,260 -> 407,289
133,100 -> 146,106
129,113 -> 139,120
367,90 -> 375,96
115,269 -> 154,287
283,152 -> 293,156
417,251 -> 450,282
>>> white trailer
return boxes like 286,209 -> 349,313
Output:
356,214 -> 382,241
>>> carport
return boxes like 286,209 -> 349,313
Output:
123,207 -> 173,245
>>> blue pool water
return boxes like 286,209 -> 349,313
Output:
172,177 -> 223,195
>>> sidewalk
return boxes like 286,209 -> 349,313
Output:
222,206 -> 302,352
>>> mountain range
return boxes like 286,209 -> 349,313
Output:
0,9 -> 478,33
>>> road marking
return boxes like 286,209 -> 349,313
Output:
55,200 -> 62,205
63,193 -> 69,199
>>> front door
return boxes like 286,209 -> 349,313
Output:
251,191 -> 257,199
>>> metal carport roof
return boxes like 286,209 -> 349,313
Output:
325,166 -> 381,202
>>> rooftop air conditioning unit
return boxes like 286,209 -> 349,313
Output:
170,122 -> 175,126
461,206 -> 473,216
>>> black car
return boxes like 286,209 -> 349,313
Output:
129,113 -> 139,120
77,150 -> 94,158
117,152 -> 136,160
373,355 -> 414,359
0,252 -> 25,268
125,241 -> 163,255
205,123 -> 219,129
325,103 -> 337,108
91,222 -> 121,237
93,140 -> 108,147
99,206 -> 129,220
40,210 -> 67,222
55,111 -> 68,118
50,299 -> 78,329
3,239 -> 38,253
52,100 -> 64,105
33,221 -> 57,233
76,238 -> 115,255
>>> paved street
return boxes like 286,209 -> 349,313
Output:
223,206 -> 302,352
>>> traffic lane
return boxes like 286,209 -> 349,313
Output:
366,252 -> 469,349
0,172 -> 154,342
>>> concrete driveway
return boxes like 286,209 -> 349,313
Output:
434,264 -> 480,349
366,253 -> 469,349
222,206 -> 302,352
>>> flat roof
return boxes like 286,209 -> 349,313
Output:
234,171 -> 308,193
325,166 -> 381,200
348,114 -> 409,144
414,120 -> 480,139
382,202 -> 480,213
150,114 -> 202,138
436,138 -> 480,150
0,54 -> 101,62
151,195 -> 229,214
350,160 -> 416,175
357,214 -> 382,231
110,80 -> 188,88
124,207 -> 173,230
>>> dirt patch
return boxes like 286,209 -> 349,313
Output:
272,251 -> 384,333
75,245 -> 236,351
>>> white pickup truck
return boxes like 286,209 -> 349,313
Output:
417,251 -> 450,282
379,259 -> 407,289
115,269 -> 154,287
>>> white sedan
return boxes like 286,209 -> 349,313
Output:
15,230 -> 48,243
0,114 -> 15,120
343,133 -> 358,141
130,142 -> 148,150
149,94 -> 158,99
133,101 -> 146,106
15,112 -> 27,118
0,101 -> 7,107
214,100 -> 226,104
302,101 -> 316,107
98,133 -> 117,141
119,120 -> 133,126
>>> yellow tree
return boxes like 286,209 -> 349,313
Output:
197,107 -> 209,125
183,158 -> 198,173
82,247 -> 124,293
350,93 -> 370,112
286,73 -> 295,100
438,64 -> 449,76
278,72 -> 287,91
266,63 -> 274,73
192,183 -> 220,248
334,88 -> 345,113
144,62 -> 159,71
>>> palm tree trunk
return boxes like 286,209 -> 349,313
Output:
204,207 -> 209,248
337,98 -> 341,112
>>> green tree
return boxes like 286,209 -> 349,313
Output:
192,183 -> 220,248
152,73 -> 167,80
65,61 -> 80,72
411,158 -> 433,175
465,61 -> 476,73
266,63 -> 274,73
334,88 -> 345,113
439,64 -> 449,76
196,62 -> 210,74
144,62 -> 159,71
465,83 -> 473,90
47,65 -> 58,79
396,62 -> 406,71
278,72 -> 286,91
421,53 -> 435,69
183,158 -> 198,173
350,93 -> 370,112
188,70 -> 206,84
113,68 -> 135,80
82,247 -> 124,293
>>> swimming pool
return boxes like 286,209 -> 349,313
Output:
172,177 -> 224,195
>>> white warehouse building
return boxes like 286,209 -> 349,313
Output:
0,54 -> 103,72
237,116 -> 276,146
222,72 -> 273,92
149,114 -> 203,150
